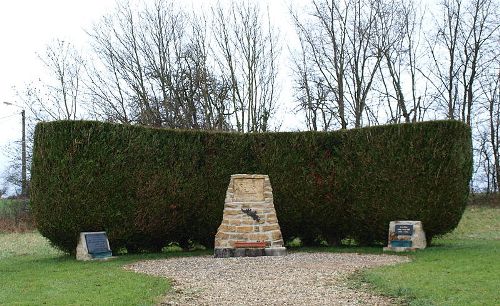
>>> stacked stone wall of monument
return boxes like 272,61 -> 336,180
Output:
214,174 -> 284,249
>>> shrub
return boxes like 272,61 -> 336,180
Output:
0,199 -> 35,232
31,120 -> 472,253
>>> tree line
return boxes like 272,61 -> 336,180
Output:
3,0 -> 499,194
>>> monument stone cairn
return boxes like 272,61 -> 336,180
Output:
214,174 -> 287,258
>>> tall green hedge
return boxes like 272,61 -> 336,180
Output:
31,120 -> 472,253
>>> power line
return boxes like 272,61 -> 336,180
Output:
0,114 -> 18,121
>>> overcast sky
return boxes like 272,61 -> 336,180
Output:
0,0 -> 305,190
0,0 -> 117,181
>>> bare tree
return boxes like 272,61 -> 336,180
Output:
460,0 -> 500,126
21,39 -> 83,121
376,0 -> 429,123
8,40 -> 84,196
292,0 -> 409,129
344,0 -> 387,128
427,0 -> 499,125
426,0 -> 462,120
86,0 -> 233,130
290,30 -> 336,131
0,184 -> 6,198
478,63 -> 500,192
86,1 -> 164,126
291,0 -> 349,130
212,1 -> 280,133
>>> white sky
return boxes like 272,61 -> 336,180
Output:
0,0 -> 117,178
0,0 -> 305,188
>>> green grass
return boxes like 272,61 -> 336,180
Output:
443,205 -> 500,240
0,233 -> 210,305
361,206 -> 500,306
0,232 -> 62,259
0,205 -> 498,305
0,198 -> 15,210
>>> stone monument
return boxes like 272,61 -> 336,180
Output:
383,220 -> 427,252
76,231 -> 113,260
214,174 -> 287,258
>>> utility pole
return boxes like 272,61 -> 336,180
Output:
2,102 -> 27,197
21,109 -> 26,197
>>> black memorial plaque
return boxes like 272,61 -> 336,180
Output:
395,224 -> 414,236
85,233 -> 110,254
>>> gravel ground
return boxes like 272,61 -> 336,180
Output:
126,252 -> 409,305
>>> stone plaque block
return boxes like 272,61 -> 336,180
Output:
384,221 -> 426,252
76,231 -> 113,261
234,178 -> 264,202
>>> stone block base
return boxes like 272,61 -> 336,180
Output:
264,247 -> 287,256
214,247 -> 286,258
383,246 -> 418,252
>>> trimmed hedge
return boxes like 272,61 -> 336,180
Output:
31,120 -> 472,253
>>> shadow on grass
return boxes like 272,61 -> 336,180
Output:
288,245 -> 413,256
28,249 -> 212,266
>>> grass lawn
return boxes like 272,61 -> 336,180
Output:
361,206 -> 500,306
0,232 -> 209,305
0,205 -> 498,305
0,198 -> 15,209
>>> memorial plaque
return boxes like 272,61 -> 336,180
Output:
395,224 -> 414,236
85,232 -> 111,254
234,178 -> 264,202
391,240 -> 412,248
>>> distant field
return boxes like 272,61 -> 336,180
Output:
0,198 -> 26,210
468,192 -> 500,207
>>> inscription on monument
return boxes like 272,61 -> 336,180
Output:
85,232 -> 111,254
395,224 -> 414,236
234,178 -> 264,201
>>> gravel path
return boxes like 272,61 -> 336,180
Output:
126,252 -> 409,305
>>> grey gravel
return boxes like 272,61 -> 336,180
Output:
126,252 -> 409,305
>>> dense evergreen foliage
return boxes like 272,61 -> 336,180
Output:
31,120 -> 472,253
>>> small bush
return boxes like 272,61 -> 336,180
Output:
468,193 -> 500,208
31,120 -> 472,253
0,199 -> 35,233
